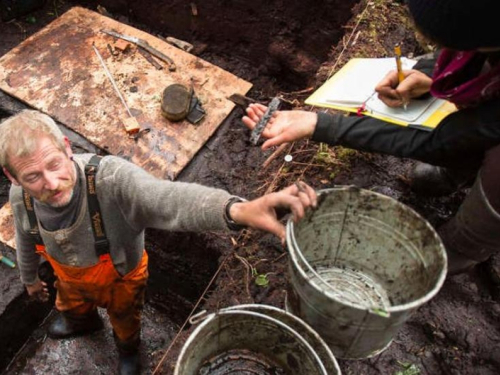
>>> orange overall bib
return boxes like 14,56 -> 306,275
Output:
36,245 -> 148,343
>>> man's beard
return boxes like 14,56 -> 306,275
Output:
39,179 -> 75,207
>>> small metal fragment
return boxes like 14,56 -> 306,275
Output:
165,36 -> 194,53
106,43 -> 117,57
227,93 -> 256,109
138,46 -> 163,70
101,29 -> 176,71
129,127 -> 151,141
250,97 -> 280,145
186,95 -> 206,124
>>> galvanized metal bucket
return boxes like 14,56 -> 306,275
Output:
174,304 -> 341,375
286,186 -> 447,359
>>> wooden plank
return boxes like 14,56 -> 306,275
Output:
0,7 -> 252,180
0,204 -> 15,250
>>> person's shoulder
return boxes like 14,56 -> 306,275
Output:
95,155 -> 146,183
98,155 -> 136,172
74,154 -> 131,175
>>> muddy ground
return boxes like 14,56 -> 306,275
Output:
0,0 -> 499,374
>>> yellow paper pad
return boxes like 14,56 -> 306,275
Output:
306,58 -> 456,129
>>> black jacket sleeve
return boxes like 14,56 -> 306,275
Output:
412,50 -> 440,77
312,97 -> 500,170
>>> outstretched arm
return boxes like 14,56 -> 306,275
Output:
242,99 -> 500,171
106,156 -> 317,240
229,181 -> 317,242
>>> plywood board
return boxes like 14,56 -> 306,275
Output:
0,7 -> 252,180
0,204 -> 15,250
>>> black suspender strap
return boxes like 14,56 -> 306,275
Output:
85,155 -> 110,257
22,190 -> 43,245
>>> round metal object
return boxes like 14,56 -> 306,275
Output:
174,305 -> 341,375
161,83 -> 192,121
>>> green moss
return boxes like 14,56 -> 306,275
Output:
335,146 -> 358,161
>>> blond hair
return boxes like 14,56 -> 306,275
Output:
0,110 -> 66,175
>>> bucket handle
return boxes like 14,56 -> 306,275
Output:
188,309 -> 209,325
290,227 -> 390,318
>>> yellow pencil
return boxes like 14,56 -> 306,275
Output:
394,45 -> 407,110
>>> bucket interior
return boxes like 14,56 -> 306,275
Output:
175,310 -> 331,375
224,305 -> 341,374
289,187 -> 446,310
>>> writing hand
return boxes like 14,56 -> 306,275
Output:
375,69 -> 433,107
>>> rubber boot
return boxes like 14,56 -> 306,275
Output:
115,332 -> 141,375
48,309 -> 104,339
408,162 -> 476,196
437,177 -> 500,275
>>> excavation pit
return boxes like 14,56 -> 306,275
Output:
2,1 -> 499,375
0,1 -> 357,373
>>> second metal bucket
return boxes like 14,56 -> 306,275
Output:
174,304 -> 341,374
286,186 -> 447,359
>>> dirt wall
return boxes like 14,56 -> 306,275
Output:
82,0 -> 358,90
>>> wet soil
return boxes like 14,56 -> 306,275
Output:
1,0 -> 499,374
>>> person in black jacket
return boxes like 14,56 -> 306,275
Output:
243,0 -> 500,275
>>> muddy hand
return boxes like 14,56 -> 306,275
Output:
375,69 -> 432,107
229,181 -> 317,242
26,280 -> 50,302
242,103 -> 317,150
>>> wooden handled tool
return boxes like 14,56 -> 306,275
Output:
92,44 -> 141,135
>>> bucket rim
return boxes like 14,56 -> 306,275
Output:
286,186 -> 448,314
224,304 -> 341,373
174,308 -> 332,375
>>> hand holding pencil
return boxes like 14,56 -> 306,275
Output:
375,51 -> 433,109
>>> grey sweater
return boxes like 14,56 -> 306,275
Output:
11,154 -> 232,284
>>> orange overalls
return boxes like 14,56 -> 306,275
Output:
23,155 -> 149,343
36,244 -> 148,343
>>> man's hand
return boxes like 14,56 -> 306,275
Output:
242,103 -> 317,150
26,280 -> 49,302
375,69 -> 433,107
229,181 -> 317,242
